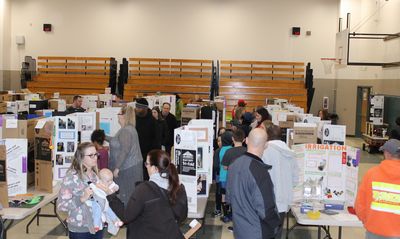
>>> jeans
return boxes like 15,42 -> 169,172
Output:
68,230 -> 104,239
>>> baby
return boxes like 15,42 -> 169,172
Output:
87,168 -> 123,235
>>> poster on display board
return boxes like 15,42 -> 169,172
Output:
322,125 -> 346,145
292,144 -> 360,205
0,139 -> 28,196
145,95 -> 176,116
188,119 -> 214,197
53,116 -> 78,181
370,95 -> 384,125
96,107 -> 121,137
174,127 -> 198,213
69,112 -> 98,143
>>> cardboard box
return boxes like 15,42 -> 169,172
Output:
1,118 -> 28,138
24,93 -> 41,101
98,94 -> 113,108
293,125 -> 318,144
0,145 -> 8,208
112,102 -> 127,107
181,107 -> 200,126
34,120 -> 54,193
279,121 -> 294,129
29,99 -> 48,114
0,102 -> 6,113
48,99 -> 66,112
6,100 -> 29,113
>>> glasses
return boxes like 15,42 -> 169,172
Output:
85,153 -> 100,159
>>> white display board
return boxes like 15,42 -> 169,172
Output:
145,95 -> 176,116
1,139 -> 28,196
322,125 -> 346,145
292,144 -> 359,205
53,116 -> 78,180
174,127 -> 198,213
96,107 -> 121,137
188,119 -> 214,197
69,112 -> 97,143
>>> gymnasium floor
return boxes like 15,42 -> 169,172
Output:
3,137 -> 381,239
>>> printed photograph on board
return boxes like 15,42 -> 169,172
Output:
56,154 -> 64,165
67,118 -> 76,129
67,142 -> 75,153
58,118 -> 66,129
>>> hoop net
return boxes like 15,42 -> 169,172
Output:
321,58 -> 336,74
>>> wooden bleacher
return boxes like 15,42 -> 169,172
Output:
219,60 -> 307,112
27,56 -> 113,99
123,58 -> 213,102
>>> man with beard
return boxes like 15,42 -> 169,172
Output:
135,98 -> 161,180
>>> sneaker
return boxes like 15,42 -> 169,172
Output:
220,215 -> 232,223
213,210 -> 222,217
227,226 -> 233,232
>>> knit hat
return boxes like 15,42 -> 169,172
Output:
221,131 -> 233,146
135,98 -> 149,108
379,139 -> 400,156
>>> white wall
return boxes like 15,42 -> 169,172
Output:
8,0 -> 339,78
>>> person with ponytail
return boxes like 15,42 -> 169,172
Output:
107,149 -> 188,239
57,142 -> 106,239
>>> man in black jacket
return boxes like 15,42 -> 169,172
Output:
161,102 -> 177,155
135,98 -> 161,180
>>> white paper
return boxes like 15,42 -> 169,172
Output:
6,119 -> 18,128
3,139 -> 28,196
35,119 -> 47,129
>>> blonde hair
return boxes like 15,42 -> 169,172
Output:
69,142 -> 98,179
121,105 -> 136,127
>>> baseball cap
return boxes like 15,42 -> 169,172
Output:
379,139 -> 400,155
135,98 -> 149,108
237,99 -> 247,106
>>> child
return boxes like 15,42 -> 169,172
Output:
86,168 -> 123,235
91,129 -> 109,170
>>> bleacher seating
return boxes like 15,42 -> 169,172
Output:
27,56 -> 115,98
219,60 -> 307,111
123,58 -> 213,103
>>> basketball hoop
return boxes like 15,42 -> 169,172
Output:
321,58 -> 337,74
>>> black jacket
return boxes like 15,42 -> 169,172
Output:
163,113 -> 178,147
107,181 -> 188,239
136,110 -> 161,180
155,119 -> 169,147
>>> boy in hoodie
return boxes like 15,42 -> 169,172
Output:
355,139 -> 400,239
261,125 -> 299,239
213,131 -> 233,221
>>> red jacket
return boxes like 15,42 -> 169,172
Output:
355,159 -> 400,237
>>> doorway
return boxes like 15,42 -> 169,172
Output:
355,86 -> 372,137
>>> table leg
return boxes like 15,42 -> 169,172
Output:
2,219 -> 14,239
318,226 -> 321,239
286,223 -> 298,239
25,199 -> 68,235
338,226 -> 342,239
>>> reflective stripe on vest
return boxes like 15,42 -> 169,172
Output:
371,181 -> 400,215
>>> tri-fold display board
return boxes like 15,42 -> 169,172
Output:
292,144 -> 360,206
174,119 -> 214,213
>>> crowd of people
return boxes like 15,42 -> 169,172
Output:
57,96 -> 400,239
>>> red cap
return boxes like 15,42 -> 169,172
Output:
237,99 -> 246,106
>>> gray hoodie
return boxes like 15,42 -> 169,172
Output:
262,140 -> 299,213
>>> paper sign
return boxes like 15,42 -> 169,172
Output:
6,119 -> 18,128
35,120 -> 47,129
